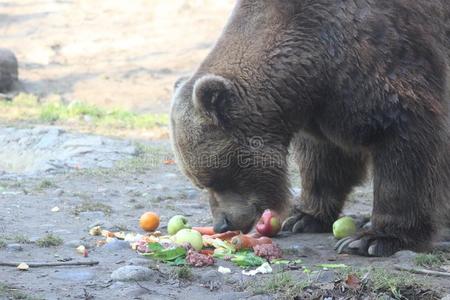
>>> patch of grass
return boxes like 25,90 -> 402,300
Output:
172,266 -> 193,281
14,234 -> 31,244
0,181 -> 22,189
338,267 -> 432,300
36,179 -> 56,190
250,273 -> 309,299
281,247 -> 301,256
0,239 -> 6,248
36,234 -> 63,247
0,282 -> 41,300
73,201 -> 113,216
370,268 -> 418,299
415,252 -> 446,268
0,93 -> 169,131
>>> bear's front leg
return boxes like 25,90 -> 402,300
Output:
336,133 -> 443,256
282,136 -> 368,233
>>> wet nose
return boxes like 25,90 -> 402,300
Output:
214,216 -> 230,233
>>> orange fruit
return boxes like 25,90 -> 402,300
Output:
139,212 -> 160,232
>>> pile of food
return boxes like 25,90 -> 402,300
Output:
136,210 -> 284,268
88,209 -> 284,271
88,209 -> 357,274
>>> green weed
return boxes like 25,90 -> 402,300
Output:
36,234 -> 63,247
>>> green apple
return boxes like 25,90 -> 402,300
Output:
174,229 -> 203,250
333,217 -> 356,239
167,215 -> 191,235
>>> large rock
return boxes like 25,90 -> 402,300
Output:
0,48 -> 18,92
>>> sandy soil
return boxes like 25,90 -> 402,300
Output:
1,0 -> 234,113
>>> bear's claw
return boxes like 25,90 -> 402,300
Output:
334,233 -> 403,257
281,212 -> 330,233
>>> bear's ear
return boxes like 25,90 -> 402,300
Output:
193,75 -> 235,128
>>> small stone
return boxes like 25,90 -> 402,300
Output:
199,270 -> 223,284
394,250 -> 418,264
219,292 -> 252,300
316,270 -> 336,283
103,239 -> 130,251
0,48 -> 18,92
6,243 -> 23,252
377,294 -> 396,300
54,188 -> 64,196
127,258 -> 153,267
17,263 -> 29,271
51,206 -> 60,212
111,266 -> 153,282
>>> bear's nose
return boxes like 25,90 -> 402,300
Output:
214,216 -> 230,233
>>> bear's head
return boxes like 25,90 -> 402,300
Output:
170,1 -> 319,233
171,74 -> 291,233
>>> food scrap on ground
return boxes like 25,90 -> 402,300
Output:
17,262 -> 29,271
218,266 -> 232,274
84,214 -> 355,276
231,234 -> 272,250
186,249 -> 215,267
253,243 -> 282,260
139,211 -> 160,232
86,213 -> 289,272
242,262 -> 273,276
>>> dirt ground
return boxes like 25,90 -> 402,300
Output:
1,1 -> 450,300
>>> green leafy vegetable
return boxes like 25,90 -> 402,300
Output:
148,242 -> 164,252
271,259 -> 291,265
211,239 -> 235,252
143,246 -> 187,262
317,263 -> 349,269
231,251 -> 266,267
213,248 -> 234,259
167,256 -> 187,266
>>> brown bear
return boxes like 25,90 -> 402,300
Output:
170,0 -> 450,256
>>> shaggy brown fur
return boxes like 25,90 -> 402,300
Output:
170,0 -> 450,256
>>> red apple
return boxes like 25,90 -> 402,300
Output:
256,209 -> 281,237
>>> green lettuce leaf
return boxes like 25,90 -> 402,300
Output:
167,256 -> 187,266
213,248 -> 234,259
231,251 -> 266,267
148,242 -> 164,252
143,246 -> 186,262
